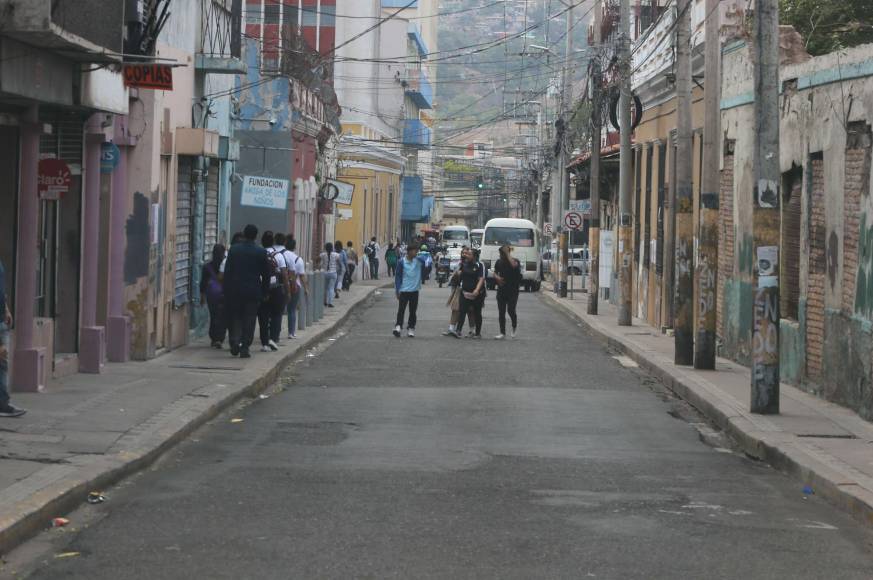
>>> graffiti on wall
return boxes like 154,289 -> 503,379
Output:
856,213 -> 873,319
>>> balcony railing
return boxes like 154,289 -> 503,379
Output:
403,68 -> 433,110
197,0 -> 246,74
402,119 -> 431,149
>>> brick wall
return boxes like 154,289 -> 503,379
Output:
717,148 -> 735,340
806,154 -> 826,379
842,123 -> 872,314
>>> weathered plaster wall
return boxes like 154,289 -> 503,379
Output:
721,41 -> 873,419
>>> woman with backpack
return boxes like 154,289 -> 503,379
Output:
200,243 -> 227,348
320,242 -> 341,308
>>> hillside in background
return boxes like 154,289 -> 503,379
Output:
436,0 -> 591,136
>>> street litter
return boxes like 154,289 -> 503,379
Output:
52,517 -> 70,528
55,552 -> 80,559
230,418 -> 244,423
258,394 -> 270,400
87,491 -> 106,504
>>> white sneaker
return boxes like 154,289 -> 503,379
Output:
393,325 -> 401,337
407,328 -> 415,338
511,328 -> 517,339
287,334 -> 297,340
268,340 -> 279,351
495,334 -> 505,340
260,345 -> 271,352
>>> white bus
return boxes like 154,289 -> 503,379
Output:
481,218 -> 541,292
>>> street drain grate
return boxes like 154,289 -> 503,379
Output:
796,433 -> 857,439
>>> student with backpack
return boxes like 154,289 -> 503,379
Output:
200,244 -> 227,348
365,237 -> 380,279
258,231 -> 289,351
280,235 -> 306,339
393,243 -> 433,338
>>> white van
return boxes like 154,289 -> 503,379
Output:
481,218 -> 541,292
470,228 -> 484,249
441,225 -> 470,269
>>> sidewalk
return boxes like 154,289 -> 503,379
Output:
541,288 -> 873,527
0,281 -> 386,554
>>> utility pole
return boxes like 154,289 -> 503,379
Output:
588,0 -> 602,315
558,0 -> 574,298
751,0 -> 781,414
695,0 -> 720,369
673,0 -> 694,364
617,0 -> 633,325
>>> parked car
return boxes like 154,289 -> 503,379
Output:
542,247 -> 589,276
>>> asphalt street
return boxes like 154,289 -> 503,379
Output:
8,286 -> 873,579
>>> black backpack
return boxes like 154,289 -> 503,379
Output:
266,249 -> 283,288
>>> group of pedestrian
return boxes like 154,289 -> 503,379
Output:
392,241 -> 522,340
200,224 -> 307,359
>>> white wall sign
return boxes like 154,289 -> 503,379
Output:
330,179 -> 355,205
241,175 -> 289,210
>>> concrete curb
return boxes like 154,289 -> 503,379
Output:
540,291 -> 873,528
0,285 -> 386,556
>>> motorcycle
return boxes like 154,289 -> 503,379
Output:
436,256 -> 451,288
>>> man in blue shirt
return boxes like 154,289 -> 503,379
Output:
393,244 -> 432,338
0,258 -> 26,417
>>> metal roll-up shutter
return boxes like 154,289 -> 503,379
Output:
205,160 -> 219,257
175,158 -> 194,306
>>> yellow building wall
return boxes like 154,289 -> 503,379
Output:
632,86 -> 706,328
335,166 -> 402,258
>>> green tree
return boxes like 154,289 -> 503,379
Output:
779,0 -> 873,55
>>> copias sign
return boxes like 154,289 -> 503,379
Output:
123,64 -> 173,90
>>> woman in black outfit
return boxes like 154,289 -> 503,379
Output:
493,244 -> 522,339
456,247 -> 486,338
199,244 -> 227,348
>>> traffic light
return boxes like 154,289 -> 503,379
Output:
476,176 -> 485,190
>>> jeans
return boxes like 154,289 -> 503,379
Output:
497,290 -> 519,335
207,298 -> 226,344
0,323 -> 9,407
227,299 -> 260,352
370,258 -> 379,279
458,294 -> 483,335
396,291 -> 419,329
343,264 -> 356,290
324,271 -> 338,305
286,288 -> 301,336
387,262 -> 396,277
259,287 -> 286,345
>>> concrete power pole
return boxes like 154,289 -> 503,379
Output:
751,0 -> 781,414
617,0 -> 633,326
558,1 -> 574,298
588,0 -> 602,315
695,0 -> 720,369
673,0 -> 694,364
